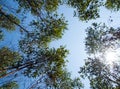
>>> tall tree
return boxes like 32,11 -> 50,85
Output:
0,1 -> 70,88
28,69 -> 83,89
0,81 -> 18,89
85,23 -> 120,54
67,0 -> 120,21
105,0 -> 120,11
0,8 -> 20,40
1,0 -> 120,89
15,0 -> 62,14
79,57 -> 120,89
79,23 -> 120,89
67,0 -> 101,21
0,47 -> 21,78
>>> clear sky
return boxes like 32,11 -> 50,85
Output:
50,5 -> 120,89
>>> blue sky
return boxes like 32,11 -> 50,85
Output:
50,5 -> 90,88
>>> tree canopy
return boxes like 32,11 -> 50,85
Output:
0,0 -> 82,88
79,23 -> 120,89
0,0 -> 120,89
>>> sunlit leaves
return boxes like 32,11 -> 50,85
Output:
30,13 -> 67,39
15,0 -> 43,14
0,47 -> 21,71
105,0 -> 120,11
28,13 -> 67,47
67,0 -> 120,21
16,0 -> 61,15
43,69 -> 83,89
22,46 -> 68,78
79,57 -> 120,88
0,8 -> 20,40
85,23 -> 120,54
44,0 -> 61,12
81,23 -> 120,88
2,0 -> 120,88
67,0 -> 102,21
0,10 -> 20,30
0,47 -> 21,77
85,23 -> 107,54
0,81 -> 19,89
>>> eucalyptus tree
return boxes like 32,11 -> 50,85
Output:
28,69 -> 83,89
0,0 -> 69,88
0,81 -> 18,89
15,0 -> 62,14
1,0 -> 120,89
79,23 -> 120,89
0,47 -> 21,78
0,7 -> 20,40
67,0 -> 120,21
85,23 -> 120,54
67,0 -> 101,21
105,0 -> 120,11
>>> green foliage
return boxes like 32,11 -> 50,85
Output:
67,0 -> 120,21
67,0 -> 102,21
85,23 -> 108,54
0,47 -> 21,77
71,77 -> 83,89
0,8 -> 20,40
15,0 -> 43,14
85,23 -> 120,54
30,69 -> 83,89
0,47 -> 21,70
46,69 -> 83,89
0,81 -> 19,89
22,46 -> 69,78
2,0 -> 120,88
80,23 -> 120,88
79,57 -> 120,89
105,0 -> 120,11
0,9 -> 20,30
16,0 -> 61,15
114,86 -> 120,89
29,13 -> 67,46
15,0 -> 120,21
44,0 -> 61,12
46,46 -> 69,78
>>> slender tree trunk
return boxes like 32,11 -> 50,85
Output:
0,61 -> 32,78
0,9 -> 29,33
0,61 -> 33,72
28,76 -> 44,89
0,57 -> 49,78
